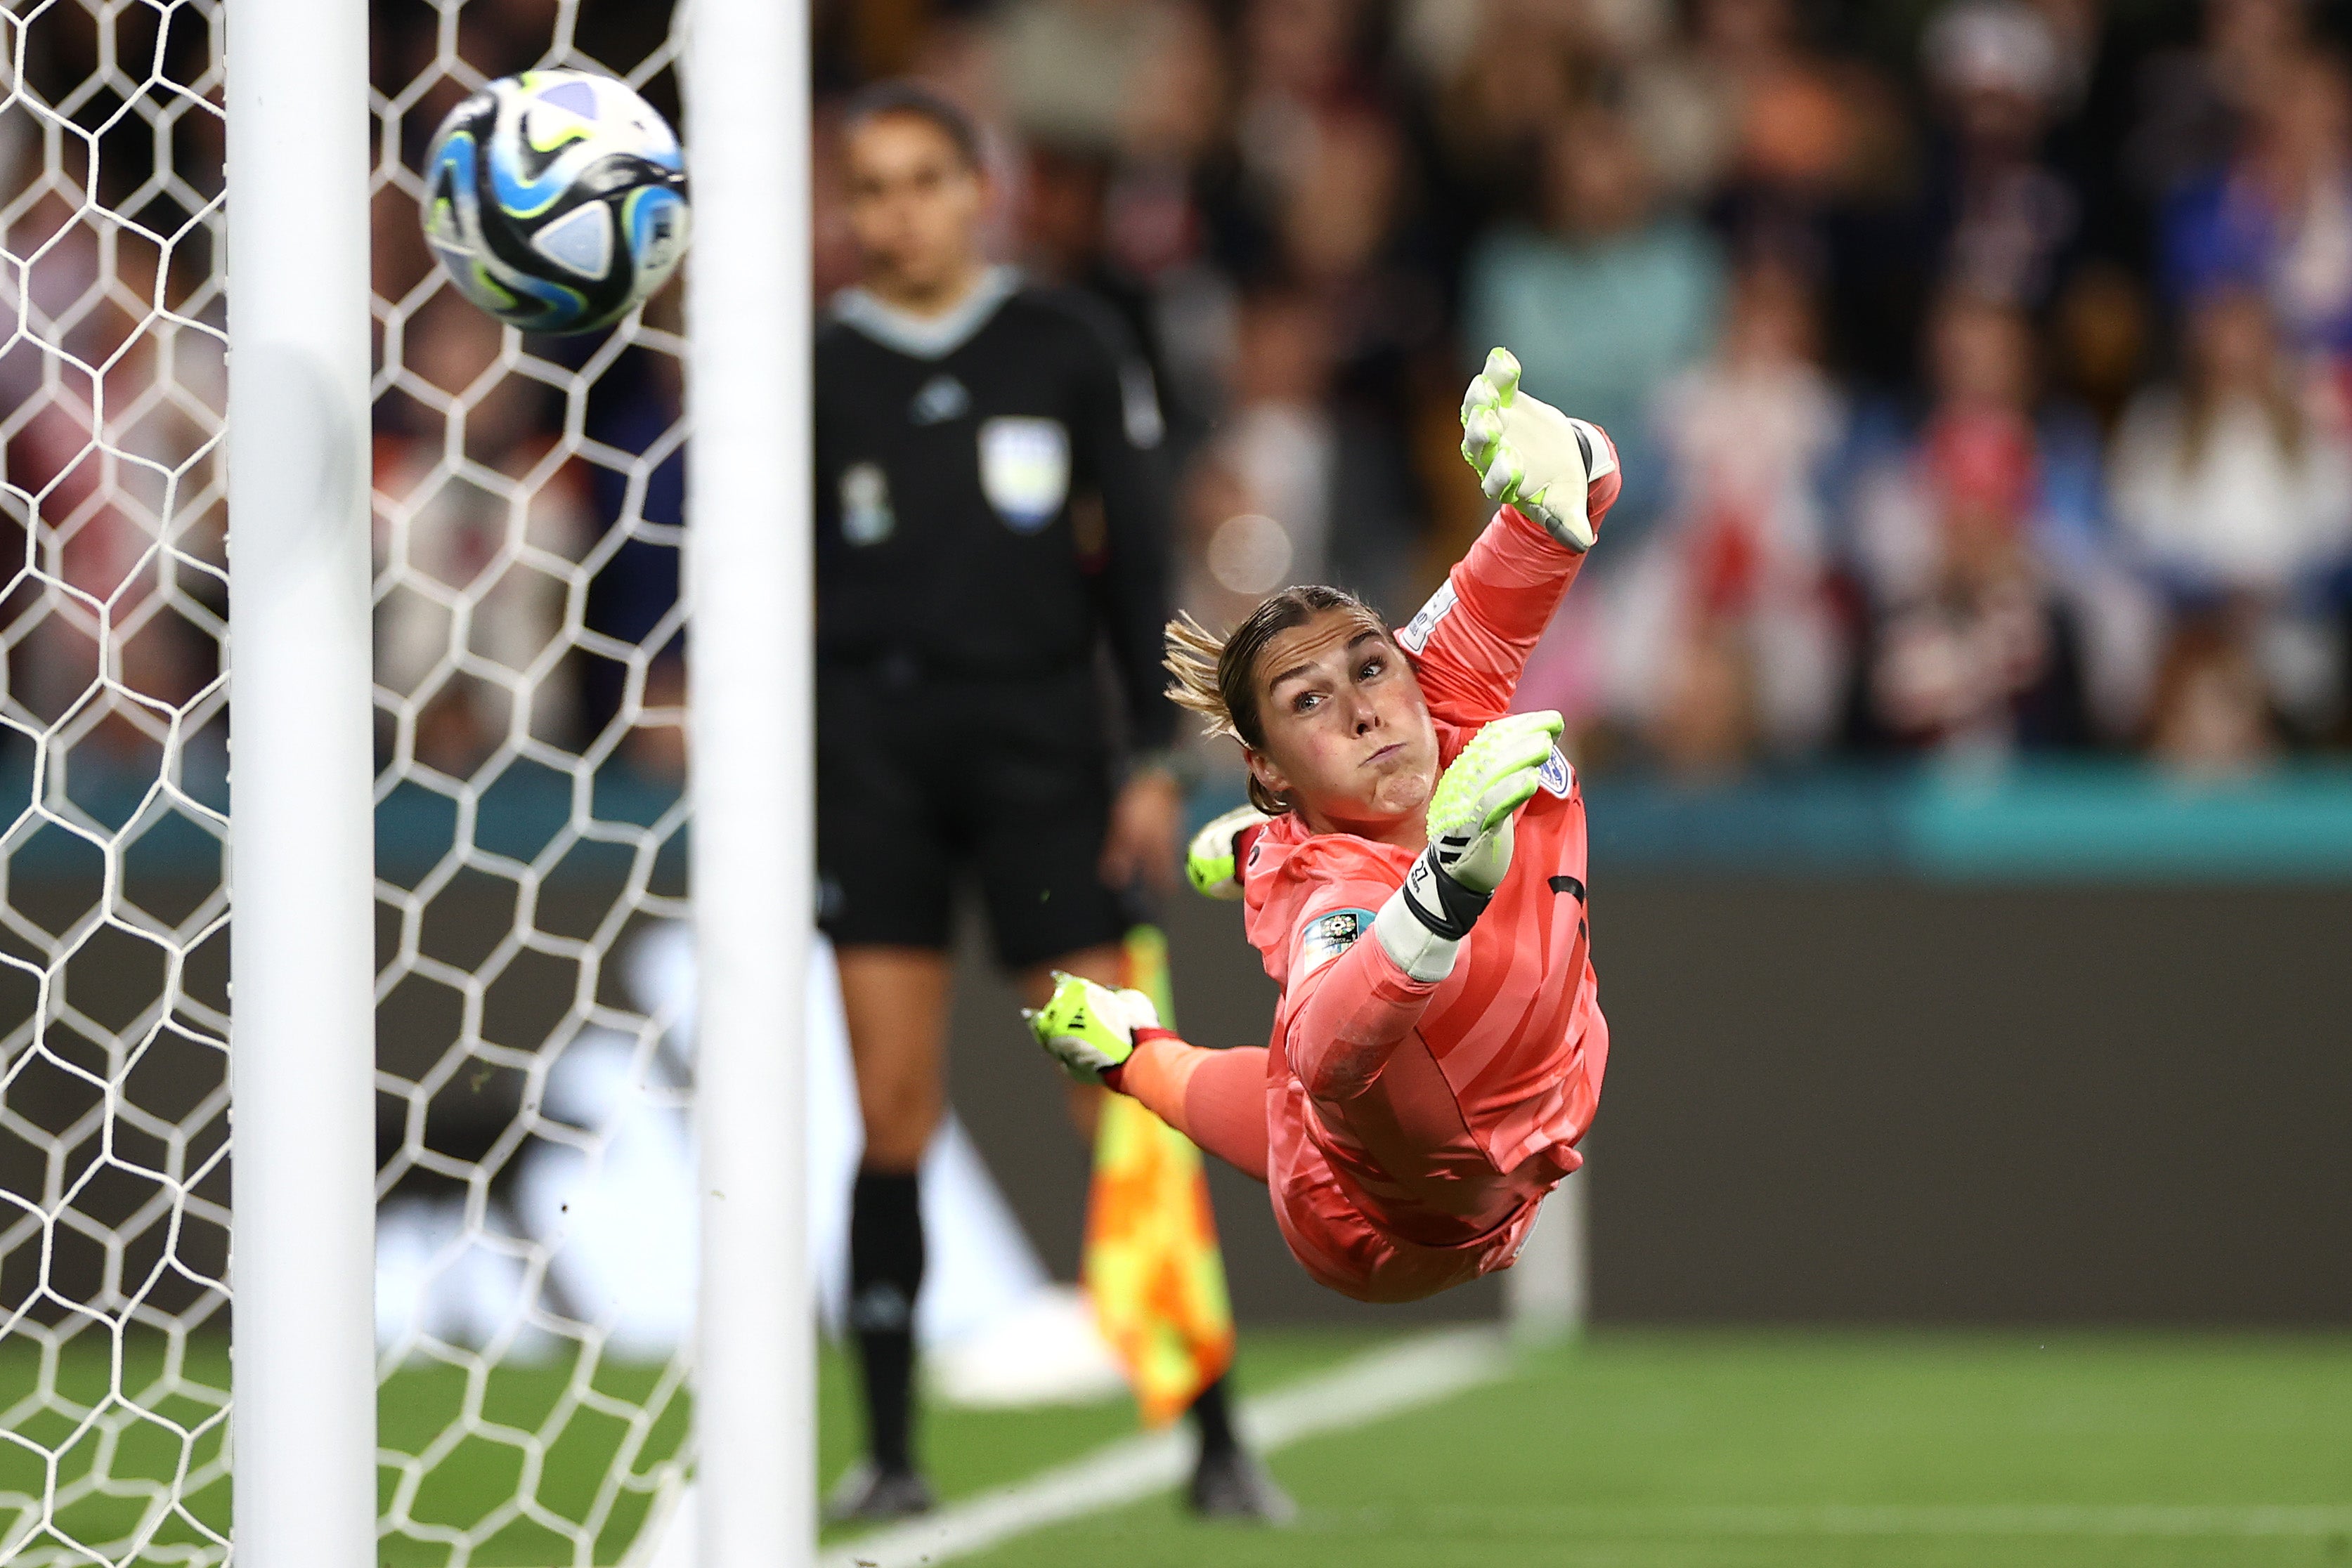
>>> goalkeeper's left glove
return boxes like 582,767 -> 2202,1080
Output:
1459,348 -> 1617,552
1372,710 -> 1566,982
1186,802 -> 1273,900
1023,971 -> 1162,1084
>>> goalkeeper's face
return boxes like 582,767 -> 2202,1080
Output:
844,112 -> 987,307
1245,610 -> 1438,839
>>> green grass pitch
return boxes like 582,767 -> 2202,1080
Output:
5,1328 -> 2351,1565
940,1331 -> 2352,1568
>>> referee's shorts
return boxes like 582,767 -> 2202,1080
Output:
816,660 -> 1129,970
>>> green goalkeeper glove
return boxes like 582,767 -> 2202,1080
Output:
1424,709 -> 1564,894
1459,348 -> 1616,552
1372,710 -> 1566,981
1186,802 -> 1272,900
1023,971 -> 1162,1084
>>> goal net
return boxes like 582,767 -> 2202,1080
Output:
1,2 -> 706,1561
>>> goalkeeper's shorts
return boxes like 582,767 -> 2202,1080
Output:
1269,1094 -> 1552,1305
816,661 -> 1128,969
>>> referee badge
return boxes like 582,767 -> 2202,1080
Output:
977,417 -> 1070,534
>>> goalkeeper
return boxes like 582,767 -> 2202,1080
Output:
1032,351 -> 1616,1302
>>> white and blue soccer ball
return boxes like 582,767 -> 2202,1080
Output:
422,70 -> 689,335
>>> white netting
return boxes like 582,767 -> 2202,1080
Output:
368,4 -> 694,1563
0,0 -> 234,1560
0,2 -> 701,1563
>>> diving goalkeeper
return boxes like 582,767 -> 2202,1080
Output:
1029,351 -> 1615,1302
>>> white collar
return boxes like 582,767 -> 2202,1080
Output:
831,266 -> 1022,360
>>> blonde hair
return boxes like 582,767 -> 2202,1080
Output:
1162,586 -> 1391,815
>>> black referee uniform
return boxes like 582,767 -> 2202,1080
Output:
814,265 -> 1175,965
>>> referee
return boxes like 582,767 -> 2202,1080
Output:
814,84 -> 1288,1524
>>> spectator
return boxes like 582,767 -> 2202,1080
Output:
580,341 -> 687,766
1416,0 -> 1582,233
2146,609 -> 2280,771
1637,0 -> 1917,389
1179,289 -> 1337,631
2051,259 -> 2154,433
1233,0 -> 1368,185
1462,101 -> 1724,531
325,0 -> 2352,788
1850,289 -> 2092,753
1018,141 -> 1176,401
375,289 -> 590,773
1628,0 -> 1854,207
1599,260 -> 1850,773
1180,283 -> 1428,652
2161,53 -> 2352,376
1920,0 -> 2081,312
989,0 -> 1202,155
2126,0 -> 2313,213
2110,287 -> 2352,743
1,205 -> 221,764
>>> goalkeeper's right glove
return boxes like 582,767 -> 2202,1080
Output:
1022,971 -> 1162,1084
1372,710 -> 1566,982
1459,348 -> 1617,552
1186,803 -> 1272,900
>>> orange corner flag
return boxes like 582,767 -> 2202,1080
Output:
1081,925 -> 1237,1427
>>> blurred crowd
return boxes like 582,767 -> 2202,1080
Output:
18,0 -> 2352,792
803,0 -> 2352,780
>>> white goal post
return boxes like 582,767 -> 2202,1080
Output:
679,0 -> 814,1560
223,0 -> 379,1563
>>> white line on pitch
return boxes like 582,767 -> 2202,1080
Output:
821,1326 -> 1509,1568
628,1325 -> 1511,1568
1306,1503 -> 2352,1539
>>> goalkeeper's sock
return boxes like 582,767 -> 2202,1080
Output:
848,1168 -> 924,1475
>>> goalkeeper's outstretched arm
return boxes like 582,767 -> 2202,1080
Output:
1026,972 -> 1272,1182
1401,349 -> 1623,726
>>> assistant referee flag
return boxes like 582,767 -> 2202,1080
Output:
1083,926 -> 1237,1427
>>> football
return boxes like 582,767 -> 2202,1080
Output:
421,69 -> 689,334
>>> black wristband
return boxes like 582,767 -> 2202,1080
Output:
1399,847 -> 1490,941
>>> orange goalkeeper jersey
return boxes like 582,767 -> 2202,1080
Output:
1240,481 -> 1616,1286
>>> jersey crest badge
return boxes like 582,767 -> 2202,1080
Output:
910,374 -> 970,425
1297,907 -> 1375,976
840,462 -> 895,547
1396,580 -> 1457,654
977,416 -> 1070,534
1538,745 -> 1575,798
